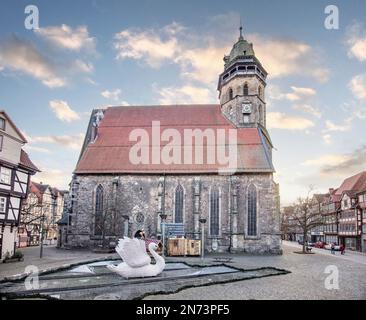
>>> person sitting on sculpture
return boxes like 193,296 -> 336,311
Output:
134,229 -> 146,240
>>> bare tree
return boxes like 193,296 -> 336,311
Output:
288,187 -> 323,253
21,197 -> 58,257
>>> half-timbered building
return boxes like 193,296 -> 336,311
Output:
0,110 -> 39,260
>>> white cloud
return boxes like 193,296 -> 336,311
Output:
49,100 -> 80,122
267,112 -> 315,130
324,118 -> 352,132
35,24 -> 96,52
34,169 -> 71,189
302,154 -> 349,167
0,36 -> 66,88
113,20 -> 329,86
349,74 -> 366,100
155,84 -> 217,105
322,134 -> 332,145
23,145 -> 51,154
28,133 -> 84,150
293,104 -> 322,118
301,145 -> 366,177
101,89 -> 122,101
346,22 -> 366,62
250,35 -> 329,82
269,85 -> 317,102
114,23 -> 181,68
73,59 -> 94,73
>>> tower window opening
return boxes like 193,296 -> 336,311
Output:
228,88 -> 234,100
243,84 -> 249,96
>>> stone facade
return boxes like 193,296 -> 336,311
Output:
68,173 -> 281,254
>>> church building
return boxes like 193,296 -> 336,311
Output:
66,27 -> 282,254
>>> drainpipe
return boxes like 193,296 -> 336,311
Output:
228,175 -> 232,252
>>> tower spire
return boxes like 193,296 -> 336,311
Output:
239,16 -> 243,40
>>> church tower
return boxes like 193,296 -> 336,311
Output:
218,25 -> 268,128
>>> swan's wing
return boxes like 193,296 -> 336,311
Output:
115,237 -> 151,268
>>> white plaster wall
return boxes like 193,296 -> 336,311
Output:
1,226 -> 17,259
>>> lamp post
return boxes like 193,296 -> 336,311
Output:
122,215 -> 129,237
159,213 -> 167,257
199,218 -> 206,260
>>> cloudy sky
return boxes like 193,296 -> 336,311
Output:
1,0 -> 365,205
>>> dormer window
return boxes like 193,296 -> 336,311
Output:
0,118 -> 5,131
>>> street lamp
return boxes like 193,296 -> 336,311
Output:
159,213 -> 167,257
122,215 -> 129,237
199,218 -> 206,260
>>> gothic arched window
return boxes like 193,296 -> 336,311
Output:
210,188 -> 220,236
243,83 -> 249,96
247,184 -> 257,236
175,184 -> 184,223
228,88 -> 233,100
94,185 -> 104,236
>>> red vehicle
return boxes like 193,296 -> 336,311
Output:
314,241 -> 325,248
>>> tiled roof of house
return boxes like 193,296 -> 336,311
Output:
75,105 -> 275,174
19,149 -> 40,173
335,171 -> 366,195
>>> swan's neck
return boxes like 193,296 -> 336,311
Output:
149,247 -> 165,267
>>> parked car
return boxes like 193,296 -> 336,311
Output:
324,244 -> 341,251
314,241 -> 325,248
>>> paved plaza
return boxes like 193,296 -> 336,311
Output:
0,241 -> 365,300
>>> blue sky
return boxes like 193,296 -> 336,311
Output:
0,0 -> 365,205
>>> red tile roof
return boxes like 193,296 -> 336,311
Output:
75,105 -> 274,174
335,171 -> 366,196
19,149 -> 40,173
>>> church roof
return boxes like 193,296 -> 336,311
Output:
74,105 -> 275,175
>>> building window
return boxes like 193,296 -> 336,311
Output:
0,197 -> 6,213
258,86 -> 262,99
94,185 -> 104,236
0,118 -> 5,131
0,135 -> 3,151
0,167 -> 11,185
174,184 -> 184,223
243,83 -> 249,96
247,184 -> 257,236
210,187 -> 220,236
228,88 -> 233,100
243,115 -> 250,124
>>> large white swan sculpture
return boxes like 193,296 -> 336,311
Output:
107,237 -> 165,278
